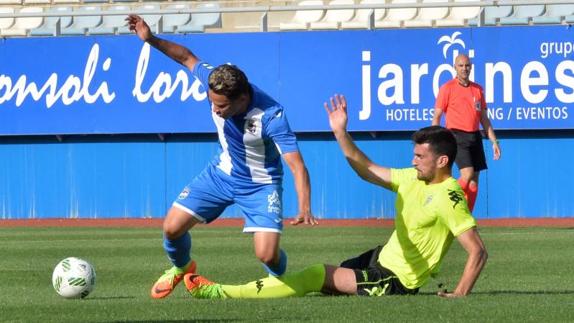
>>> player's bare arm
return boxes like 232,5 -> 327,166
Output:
127,14 -> 199,70
282,151 -> 317,226
438,227 -> 488,298
479,109 -> 501,160
431,108 -> 444,126
324,94 -> 392,189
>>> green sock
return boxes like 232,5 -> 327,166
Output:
221,264 -> 326,299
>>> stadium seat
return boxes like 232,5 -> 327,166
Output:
0,7 -> 15,34
279,0 -> 325,30
1,7 -> 44,36
375,0 -> 418,28
23,0 -> 51,4
223,11 -> 267,32
61,5 -> 102,35
499,5 -> 545,25
29,6 -> 73,36
341,0 -> 386,29
565,10 -> 574,24
52,0 -> 81,3
177,2 -> 221,33
532,4 -> 574,24
162,4 -> 191,33
403,0 -> 449,27
15,7 -> 44,29
310,0 -> 355,30
469,5 -> 512,26
215,0 -> 265,32
90,5 -> 130,35
129,4 -> 161,33
435,0 -> 482,27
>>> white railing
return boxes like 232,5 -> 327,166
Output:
0,0 -> 572,18
0,0 -> 572,36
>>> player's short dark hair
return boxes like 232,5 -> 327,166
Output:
412,126 -> 457,168
208,64 -> 250,100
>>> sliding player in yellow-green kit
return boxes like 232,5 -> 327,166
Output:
183,94 -> 488,299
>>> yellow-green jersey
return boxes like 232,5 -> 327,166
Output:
378,168 -> 477,290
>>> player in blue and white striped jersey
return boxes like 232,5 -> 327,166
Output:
127,15 -> 317,299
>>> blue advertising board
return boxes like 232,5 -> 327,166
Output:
1,25 -> 573,135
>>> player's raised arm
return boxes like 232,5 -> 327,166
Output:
324,94 -> 392,189
126,14 -> 199,71
438,227 -> 488,298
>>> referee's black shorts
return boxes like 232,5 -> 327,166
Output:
450,129 -> 488,172
340,245 -> 418,296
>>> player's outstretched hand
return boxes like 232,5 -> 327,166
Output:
126,14 -> 152,42
323,94 -> 348,135
290,212 -> 318,226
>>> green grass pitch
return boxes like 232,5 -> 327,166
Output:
1,225 -> 573,322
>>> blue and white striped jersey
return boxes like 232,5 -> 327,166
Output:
192,61 -> 299,184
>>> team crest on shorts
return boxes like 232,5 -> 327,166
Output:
178,187 -> 190,200
267,190 -> 281,214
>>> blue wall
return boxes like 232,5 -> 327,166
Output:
1,131 -> 572,219
1,27 -> 573,219
2,26 -> 574,135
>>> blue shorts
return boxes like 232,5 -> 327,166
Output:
172,166 -> 284,233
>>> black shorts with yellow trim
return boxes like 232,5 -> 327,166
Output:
340,245 -> 418,296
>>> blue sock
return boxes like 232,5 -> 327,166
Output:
262,249 -> 287,276
163,232 -> 191,268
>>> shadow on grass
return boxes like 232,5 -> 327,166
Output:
86,296 -> 137,300
107,320 -> 239,323
418,290 -> 574,296
480,290 -> 574,295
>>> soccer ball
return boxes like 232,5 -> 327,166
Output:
52,257 -> 96,299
